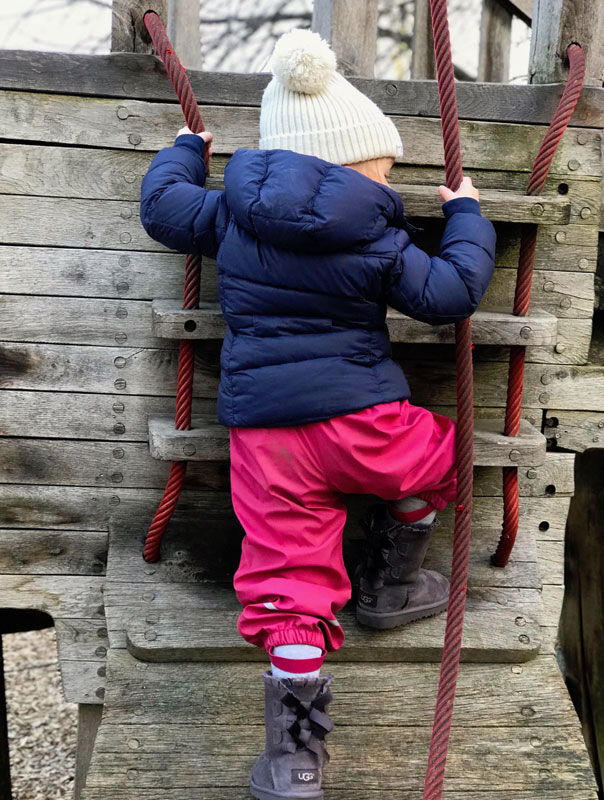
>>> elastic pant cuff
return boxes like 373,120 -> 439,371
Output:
269,646 -> 326,674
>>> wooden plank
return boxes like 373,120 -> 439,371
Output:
311,0 -> 379,77
74,704 -> 104,800
167,0 -> 201,70
530,0 -> 604,86
482,269 -> 595,319
59,660 -> 106,705
55,619 -> 110,663
83,723 -> 594,791
113,583 -> 541,663
0,575 -> 104,618
151,302 -> 559,346
82,791 -> 600,800
545,409 -> 604,450
100,648 -> 575,728
478,0 -> 512,83
2,49 -> 602,129
0,91 -> 600,175
0,530 -> 107,575
411,0 -> 435,79
147,414 -> 546,467
0,390 -> 214,440
111,0 -> 167,55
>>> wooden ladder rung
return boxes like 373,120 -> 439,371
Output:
148,415 -> 546,467
151,301 -> 559,346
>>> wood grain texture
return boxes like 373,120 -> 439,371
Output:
0,91 -> 600,175
0,530 -> 106,575
311,0 -> 379,77
545,409 -> 604,451
74,704 -> 103,799
111,0 -> 167,55
2,49 -> 603,128
411,0 -> 435,79
478,0 -> 512,83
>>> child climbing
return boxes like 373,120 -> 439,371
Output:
140,27 -> 496,800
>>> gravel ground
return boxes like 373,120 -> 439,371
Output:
4,627 -> 77,799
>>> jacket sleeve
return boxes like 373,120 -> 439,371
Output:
386,197 -> 496,324
139,133 -> 229,258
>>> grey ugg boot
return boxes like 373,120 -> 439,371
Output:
355,503 -> 449,629
250,670 -> 335,800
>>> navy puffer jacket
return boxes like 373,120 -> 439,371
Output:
140,134 -> 496,427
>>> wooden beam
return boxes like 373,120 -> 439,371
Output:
478,0 -> 512,83
311,0 -> 379,77
74,704 -> 103,800
411,0 -> 435,79
498,0 -> 532,25
167,0 -> 202,70
530,0 -> 604,86
111,0 -> 168,55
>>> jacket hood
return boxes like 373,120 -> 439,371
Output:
224,148 -> 408,253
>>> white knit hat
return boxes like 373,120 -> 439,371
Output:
259,28 -> 404,165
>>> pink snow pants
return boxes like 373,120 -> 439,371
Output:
230,399 -> 457,656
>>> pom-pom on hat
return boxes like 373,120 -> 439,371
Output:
259,28 -> 403,166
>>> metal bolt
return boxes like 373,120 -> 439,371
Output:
509,449 -> 521,462
97,665 -> 106,677
142,591 -> 155,601
121,208 -> 133,220
144,629 -> 157,641
118,256 -> 130,267
580,206 -> 592,219
598,421 -> 604,428
519,326 -> 532,340
530,735 -> 542,746
111,472 -> 123,483
92,562 -> 104,574
96,687 -> 106,699
567,158 -> 581,171
515,616 -> 526,627
518,634 -> 530,644
511,665 -> 523,674
116,281 -> 130,293
114,356 -> 127,369
133,705 -> 144,716
593,436 -> 599,443
560,297 -> 572,309
119,232 -> 132,244
113,422 -> 126,434
135,662 -> 149,671
128,133 -> 142,146
577,132 -> 589,145
115,333 -> 127,344
521,706 -> 536,717
114,378 -> 127,390
109,494 -> 120,506
144,565 -> 156,575
531,203 -> 544,217
123,171 -> 137,184
112,402 -> 125,413
112,448 -> 125,459
126,768 -> 138,780
97,627 -> 108,638
539,392 -> 550,404
183,443 -> 196,456
386,83 -> 397,96
554,343 -> 566,354
578,258 -> 589,270
116,106 -> 129,120
542,280 -> 555,292
526,469 -> 537,479
541,373 -> 552,385
128,738 -> 140,750
554,231 -> 566,243
95,646 -> 107,658
146,613 -> 159,624
555,433 -> 561,439
115,307 -> 128,319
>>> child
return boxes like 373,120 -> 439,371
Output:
140,28 -> 496,800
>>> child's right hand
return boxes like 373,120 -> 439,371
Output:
176,126 -> 213,157
438,176 -> 479,203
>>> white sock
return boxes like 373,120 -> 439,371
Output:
390,496 -> 437,526
270,644 -> 323,679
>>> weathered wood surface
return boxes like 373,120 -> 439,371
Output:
1,91 -> 600,176
0,530 -> 106,575
411,0 -> 435,80
81,722 -> 594,792
150,302 -> 559,346
1,49 -> 602,128
82,790 -> 598,800
478,0 -> 512,83
499,0 -> 532,24
147,414 -> 546,467
74,704 -> 103,799
115,584 -> 541,663
166,0 -> 201,70
530,0 -> 604,86
59,660 -> 107,705
111,0 -> 167,55
101,649 -> 572,728
311,0 -> 378,77
545,409 -> 604,450
0,575 -> 104,618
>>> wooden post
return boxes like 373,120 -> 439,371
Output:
168,0 -> 203,69
111,0 -> 169,54
311,0 -> 379,77
73,704 -> 103,800
529,0 -> 604,86
411,0 -> 436,79
478,0 -> 512,82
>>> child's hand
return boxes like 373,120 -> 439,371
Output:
438,176 -> 479,203
176,126 -> 213,157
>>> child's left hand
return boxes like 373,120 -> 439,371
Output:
176,126 -> 213,157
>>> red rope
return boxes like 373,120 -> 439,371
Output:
492,43 -> 586,567
142,11 -> 209,562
